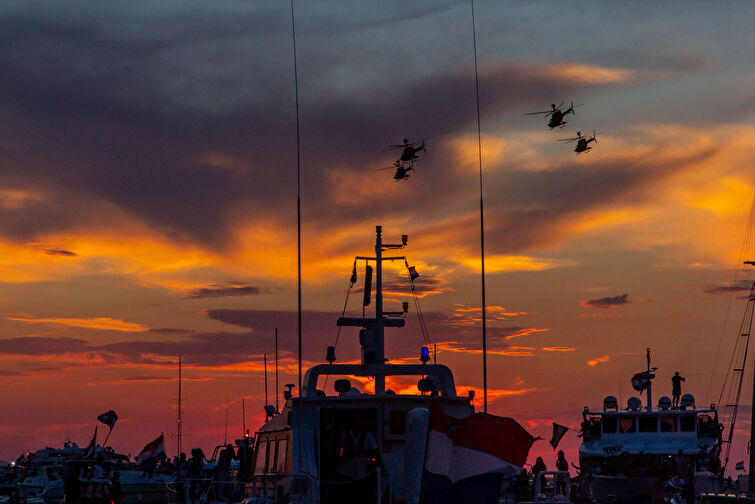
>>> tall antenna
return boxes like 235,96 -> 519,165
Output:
177,355 -> 182,458
223,398 -> 229,446
289,0 -> 304,471
470,0 -> 488,413
264,353 -> 269,408
275,328 -> 280,413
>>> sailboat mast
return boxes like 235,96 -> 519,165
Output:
275,328 -> 279,413
177,355 -> 182,459
741,264 -> 755,493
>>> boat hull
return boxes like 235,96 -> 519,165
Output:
590,475 -> 667,504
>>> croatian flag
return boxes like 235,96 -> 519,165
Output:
421,401 -> 538,504
136,434 -> 166,466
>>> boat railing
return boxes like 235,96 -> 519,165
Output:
166,476 -> 242,504
246,468 -> 392,504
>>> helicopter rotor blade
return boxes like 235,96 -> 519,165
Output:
524,110 -> 552,116
375,166 -> 397,171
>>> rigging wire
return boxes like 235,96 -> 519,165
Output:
323,260 -> 357,391
708,195 -> 755,406
405,260 -> 431,346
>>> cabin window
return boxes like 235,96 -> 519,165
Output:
619,417 -> 635,433
389,410 -> 407,435
660,416 -> 676,432
698,415 -> 716,435
638,416 -> 658,433
276,439 -> 288,474
266,439 -> 275,472
602,417 -> 617,433
254,440 -> 268,474
679,415 -> 696,432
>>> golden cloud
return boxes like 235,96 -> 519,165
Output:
5,315 -> 149,332
586,355 -> 610,366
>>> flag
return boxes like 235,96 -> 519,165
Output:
422,400 -> 538,504
631,372 -> 654,393
550,423 -> 569,450
97,410 -> 118,430
136,434 -> 166,466
736,461 -> 745,471
83,426 -> 98,458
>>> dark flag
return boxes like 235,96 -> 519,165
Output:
550,423 -> 569,450
631,372 -> 653,393
97,410 -> 118,430
137,434 -> 166,467
83,426 -> 98,458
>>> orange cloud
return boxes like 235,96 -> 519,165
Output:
458,255 -> 575,273
4,315 -> 149,332
586,355 -> 610,366
542,346 -> 575,352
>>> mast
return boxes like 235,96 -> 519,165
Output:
470,0 -> 488,413
646,348 -> 652,412
375,225 -> 385,395
742,262 -> 755,493
177,355 -> 182,459
275,328 -> 279,413
264,353 -> 269,409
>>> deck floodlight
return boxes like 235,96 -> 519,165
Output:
402,301 -> 409,314
334,379 -> 351,394
264,404 -> 276,418
420,346 -> 430,363
468,390 -> 475,400
284,383 -> 295,400
326,346 -> 336,364
418,378 -> 435,393
402,234 -> 408,246
408,265 -> 419,281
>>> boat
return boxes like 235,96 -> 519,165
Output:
15,442 -> 84,498
243,226 -> 477,504
578,350 -> 724,504
41,455 -> 173,504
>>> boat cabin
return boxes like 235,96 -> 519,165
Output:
579,394 -> 722,475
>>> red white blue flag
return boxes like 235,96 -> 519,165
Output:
421,400 -> 538,504
136,434 -> 166,465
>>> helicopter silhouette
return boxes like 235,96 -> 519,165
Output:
374,160 -> 414,181
525,102 -> 580,129
385,138 -> 427,163
558,131 -> 598,154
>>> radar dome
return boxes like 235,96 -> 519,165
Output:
603,396 -> 618,411
681,393 -> 695,409
658,396 -> 671,410
627,397 -> 642,411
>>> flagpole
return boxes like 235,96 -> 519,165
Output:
101,429 -> 113,450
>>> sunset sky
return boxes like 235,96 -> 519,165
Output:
2,0 -> 755,471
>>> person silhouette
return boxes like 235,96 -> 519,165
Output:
672,372 -> 686,408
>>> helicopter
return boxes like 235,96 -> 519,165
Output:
385,138 -> 427,163
374,160 -> 414,181
558,131 -> 597,154
525,102 -> 579,129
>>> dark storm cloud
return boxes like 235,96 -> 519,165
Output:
187,283 -> 268,299
581,293 -> 630,310
44,249 -> 77,256
0,1 -> 639,250
702,280 -> 752,296
0,336 -> 91,355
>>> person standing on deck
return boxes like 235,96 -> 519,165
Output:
672,372 -> 686,408
556,450 -> 569,495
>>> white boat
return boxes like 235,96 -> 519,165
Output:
16,443 -> 83,498
41,457 -> 173,504
579,351 -> 723,504
243,226 -> 476,504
